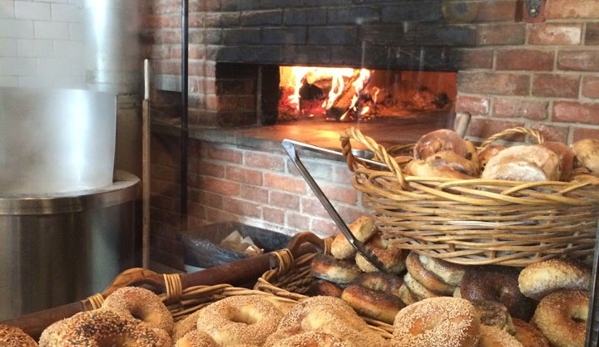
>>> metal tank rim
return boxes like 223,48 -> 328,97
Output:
0,170 -> 140,215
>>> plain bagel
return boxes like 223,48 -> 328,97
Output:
518,258 -> 591,301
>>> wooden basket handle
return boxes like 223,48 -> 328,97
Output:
340,127 -> 409,189
479,127 -> 545,149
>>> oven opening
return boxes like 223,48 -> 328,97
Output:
278,66 -> 457,123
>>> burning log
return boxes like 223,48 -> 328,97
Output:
326,70 -> 365,120
299,82 -> 325,100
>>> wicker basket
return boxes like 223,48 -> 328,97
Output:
339,126 -> 599,267
74,232 -> 393,340
255,237 -> 394,337
84,265 -> 393,340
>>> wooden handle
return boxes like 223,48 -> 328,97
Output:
180,252 -> 273,288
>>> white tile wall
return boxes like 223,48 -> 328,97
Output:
0,1 -> 15,18
0,19 -> 34,38
0,38 -> 17,55
0,0 -> 84,88
51,3 -> 80,21
33,21 -> 69,39
17,38 -> 53,56
15,1 -> 51,20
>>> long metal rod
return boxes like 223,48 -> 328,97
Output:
585,223 -> 599,347
180,0 -> 189,220
282,139 -> 388,273
142,59 -> 151,269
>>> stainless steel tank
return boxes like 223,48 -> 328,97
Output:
0,87 -> 140,320
0,0 -> 144,321
83,0 -> 142,94
0,171 -> 140,320
0,87 -> 117,194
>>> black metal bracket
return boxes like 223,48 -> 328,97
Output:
525,0 -> 543,18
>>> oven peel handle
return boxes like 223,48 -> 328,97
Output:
282,139 -> 388,273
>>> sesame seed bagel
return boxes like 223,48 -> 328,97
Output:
195,295 -> 283,346
531,289 -> 588,347
39,309 -> 172,347
174,329 -> 218,347
391,296 -> 481,347
0,324 -> 37,347
478,325 -> 522,347
102,286 -> 174,335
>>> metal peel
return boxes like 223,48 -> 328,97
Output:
282,139 -> 388,273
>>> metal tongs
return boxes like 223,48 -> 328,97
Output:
282,138 -> 389,273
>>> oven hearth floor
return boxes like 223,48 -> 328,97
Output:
153,111 -> 453,153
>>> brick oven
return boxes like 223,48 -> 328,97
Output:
142,0 -> 599,269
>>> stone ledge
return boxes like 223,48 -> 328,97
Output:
151,112 -> 453,156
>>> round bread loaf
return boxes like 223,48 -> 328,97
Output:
413,129 -> 469,160
542,141 -> 575,181
425,150 -> 480,176
478,144 -> 506,171
482,144 -> 561,182
405,159 -> 474,179
572,138 -> 599,175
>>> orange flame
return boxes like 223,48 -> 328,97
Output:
280,66 -> 372,114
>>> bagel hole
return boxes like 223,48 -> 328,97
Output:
231,306 -> 259,325
571,308 -> 588,324
420,316 -> 443,333
130,308 -> 147,322
97,336 -> 128,346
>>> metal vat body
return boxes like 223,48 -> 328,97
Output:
0,171 -> 140,320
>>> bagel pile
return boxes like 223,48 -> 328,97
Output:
0,254 -> 593,347
397,128 -> 599,183
310,216 -> 593,347
310,215 -> 409,323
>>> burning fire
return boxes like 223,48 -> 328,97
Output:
279,66 -> 373,121
278,66 -> 455,122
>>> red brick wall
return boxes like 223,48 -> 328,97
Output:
142,0 -> 599,139
457,0 -> 599,142
143,0 -> 599,268
150,133 -> 369,269
185,141 -> 366,231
